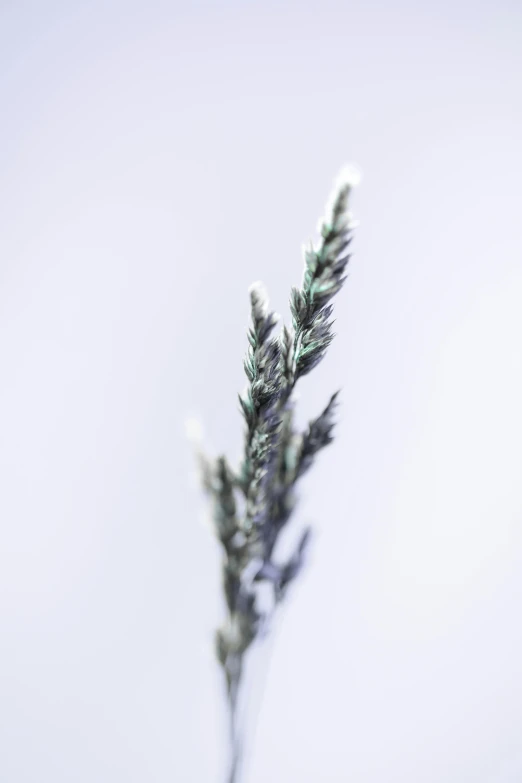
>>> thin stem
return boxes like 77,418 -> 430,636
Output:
227,654 -> 243,783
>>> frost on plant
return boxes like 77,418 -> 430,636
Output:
190,167 -> 359,783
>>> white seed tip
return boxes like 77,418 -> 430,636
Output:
335,163 -> 362,189
184,416 -> 204,443
248,281 -> 267,297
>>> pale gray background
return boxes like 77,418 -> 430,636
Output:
1,1 -> 522,781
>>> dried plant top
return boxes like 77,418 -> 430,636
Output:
190,166 -> 359,783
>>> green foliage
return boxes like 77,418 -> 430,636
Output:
191,167 -> 358,783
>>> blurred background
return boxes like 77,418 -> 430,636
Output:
1,1 -> 522,781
